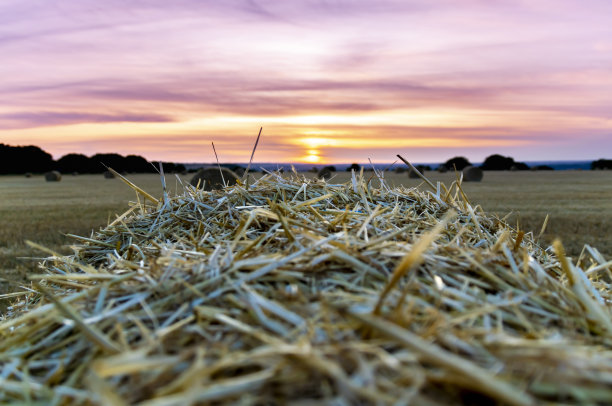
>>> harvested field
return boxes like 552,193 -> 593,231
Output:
1,169 -> 612,404
0,174 -> 186,311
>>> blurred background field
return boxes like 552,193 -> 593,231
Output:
2,170 -> 611,311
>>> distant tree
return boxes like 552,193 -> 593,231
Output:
0,143 -> 54,174
444,157 -> 471,171
221,164 -> 246,176
481,154 -> 515,170
532,165 -> 554,171
0,143 -> 186,175
168,162 -> 187,173
56,153 -> 93,173
591,159 -> 612,170
511,162 -> 530,171
346,163 -> 361,172
322,165 -> 336,172
125,155 -> 153,173
415,164 -> 431,172
90,153 -> 126,173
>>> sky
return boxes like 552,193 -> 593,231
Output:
1,0 -> 611,164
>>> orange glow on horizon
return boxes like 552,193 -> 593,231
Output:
0,106 -> 604,163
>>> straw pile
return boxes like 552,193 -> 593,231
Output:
2,169 -> 612,405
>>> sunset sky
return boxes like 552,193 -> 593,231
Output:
1,0 -> 611,164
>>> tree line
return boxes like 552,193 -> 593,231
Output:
318,154 -> 611,173
0,143 -> 186,175
442,155 -> 611,171
440,155 -> 538,171
2,143 -> 610,175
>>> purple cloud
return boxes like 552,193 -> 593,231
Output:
0,111 -> 174,129
1,0 -> 611,161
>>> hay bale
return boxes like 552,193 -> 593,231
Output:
103,171 -> 115,179
24,172 -> 32,178
438,165 -> 449,173
317,167 -> 333,180
3,172 -> 612,405
190,167 -> 239,190
462,165 -> 483,182
408,169 -> 421,178
394,167 -> 406,174
409,165 -> 430,178
44,170 -> 61,182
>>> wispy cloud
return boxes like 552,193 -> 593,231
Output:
0,111 -> 175,130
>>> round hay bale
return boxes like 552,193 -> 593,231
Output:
24,172 -> 32,178
462,165 -> 483,182
437,165 -> 449,173
317,167 -> 333,180
190,167 -> 239,191
394,167 -> 406,174
104,171 -> 115,179
408,169 -> 421,179
44,171 -> 61,182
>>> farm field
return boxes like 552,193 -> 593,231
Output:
1,169 -> 611,311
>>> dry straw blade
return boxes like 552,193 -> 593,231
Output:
106,167 -> 159,204
340,307 -> 536,406
1,167 -> 611,404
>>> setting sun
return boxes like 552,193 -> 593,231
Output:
303,153 -> 320,163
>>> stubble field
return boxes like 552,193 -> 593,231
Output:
1,169 -> 611,311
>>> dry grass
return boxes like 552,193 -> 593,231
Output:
0,175 -> 184,303
1,169 -> 611,404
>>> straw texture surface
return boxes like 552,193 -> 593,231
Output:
2,169 -> 611,405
